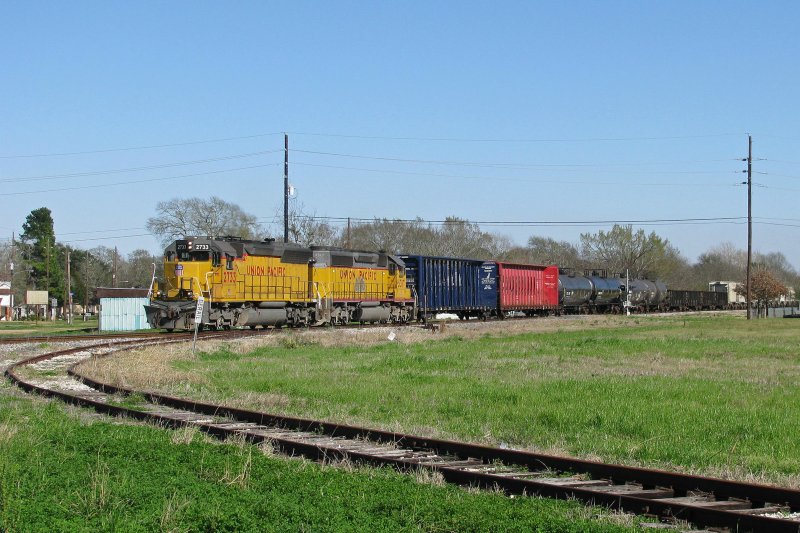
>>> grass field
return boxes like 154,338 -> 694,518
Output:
81,313 -> 800,488
0,383 -> 642,532
0,316 -> 99,336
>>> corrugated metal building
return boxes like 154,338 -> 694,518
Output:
96,288 -> 151,331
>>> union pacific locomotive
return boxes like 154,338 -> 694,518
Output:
144,237 -> 415,330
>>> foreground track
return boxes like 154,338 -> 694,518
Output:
5,336 -> 800,532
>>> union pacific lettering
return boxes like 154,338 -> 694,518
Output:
338,269 -> 379,281
245,265 -> 286,277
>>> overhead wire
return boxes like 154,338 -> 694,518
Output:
288,131 -> 742,143
0,132 -> 284,159
289,148 -> 738,169
0,150 -> 284,183
0,163 -> 281,196
291,161 -> 739,188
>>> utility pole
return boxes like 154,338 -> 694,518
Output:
347,217 -> 351,249
113,247 -> 118,288
746,135 -> 752,320
284,133 -> 289,243
45,236 -> 50,294
66,250 -> 71,324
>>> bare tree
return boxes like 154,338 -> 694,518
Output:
119,249 -> 162,288
580,225 -> 675,278
285,200 -> 340,247
147,197 -> 262,245
518,236 -> 583,267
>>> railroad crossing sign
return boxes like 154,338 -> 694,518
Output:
192,296 -> 205,354
194,297 -> 205,324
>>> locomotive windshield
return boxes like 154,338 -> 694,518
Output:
173,251 -> 210,262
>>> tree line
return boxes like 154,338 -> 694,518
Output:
145,197 -> 800,295
0,208 -> 162,307
3,200 -> 797,309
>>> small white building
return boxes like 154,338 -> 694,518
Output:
0,281 -> 12,321
96,287 -> 151,331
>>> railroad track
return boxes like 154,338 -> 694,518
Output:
0,329 -> 177,345
4,336 -> 800,532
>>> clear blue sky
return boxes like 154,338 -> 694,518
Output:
2,2 -> 799,268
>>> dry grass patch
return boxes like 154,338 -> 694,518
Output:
0,422 -> 19,443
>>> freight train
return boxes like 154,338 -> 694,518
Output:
145,236 -> 741,331
145,237 -> 415,331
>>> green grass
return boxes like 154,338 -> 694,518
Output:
175,315 -> 800,480
0,389 -> 641,532
0,316 -> 99,336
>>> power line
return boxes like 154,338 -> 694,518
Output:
0,163 -> 281,196
291,161 -> 738,188
0,150 -> 283,183
288,131 -> 742,143
0,132 -> 284,159
292,215 -> 746,227
290,148 -> 737,171
61,233 -> 154,243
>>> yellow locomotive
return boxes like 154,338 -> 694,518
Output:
144,236 -> 415,330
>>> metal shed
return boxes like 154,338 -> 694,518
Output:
96,288 -> 151,331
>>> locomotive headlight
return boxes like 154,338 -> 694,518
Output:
188,240 -> 193,250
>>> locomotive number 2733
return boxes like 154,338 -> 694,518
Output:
223,271 -> 237,283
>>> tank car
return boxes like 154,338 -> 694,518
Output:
588,274 -> 625,312
625,279 -> 668,312
558,270 -> 593,312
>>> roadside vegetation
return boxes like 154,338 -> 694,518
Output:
82,314 -> 800,487
0,383 -> 642,532
0,316 -> 99,337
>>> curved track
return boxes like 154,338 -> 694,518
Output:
4,336 -> 800,532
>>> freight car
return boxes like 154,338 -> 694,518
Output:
400,256 -> 559,320
666,289 -> 727,311
145,237 -> 414,330
626,278 -> 669,312
558,269 -> 626,313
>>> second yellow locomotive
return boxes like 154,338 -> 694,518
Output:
145,236 -> 415,330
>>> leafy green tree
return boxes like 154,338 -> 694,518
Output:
19,207 -> 64,303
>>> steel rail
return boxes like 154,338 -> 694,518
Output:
5,338 -> 800,532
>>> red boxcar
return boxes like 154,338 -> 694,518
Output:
496,262 -> 559,315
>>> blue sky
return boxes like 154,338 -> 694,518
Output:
2,2 -> 799,267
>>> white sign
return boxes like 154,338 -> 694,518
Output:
26,290 -> 49,306
194,297 -> 205,324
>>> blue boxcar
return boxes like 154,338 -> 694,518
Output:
400,255 -> 497,319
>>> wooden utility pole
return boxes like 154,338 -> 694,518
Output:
65,250 -> 71,324
45,236 -> 50,293
746,135 -> 752,320
347,217 -> 351,249
284,133 -> 289,243
113,247 -> 118,288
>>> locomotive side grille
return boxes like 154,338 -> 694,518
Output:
282,249 -> 313,264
